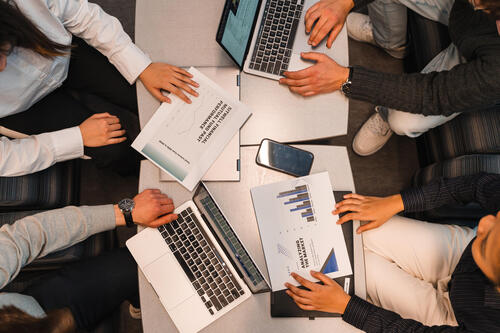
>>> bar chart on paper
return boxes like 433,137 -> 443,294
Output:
277,184 -> 316,222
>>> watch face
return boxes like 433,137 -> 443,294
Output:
119,198 -> 135,212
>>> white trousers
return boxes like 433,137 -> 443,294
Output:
363,215 -> 476,326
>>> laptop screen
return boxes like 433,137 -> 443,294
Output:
193,183 -> 270,294
216,0 -> 261,68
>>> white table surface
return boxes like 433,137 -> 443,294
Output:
138,145 -> 365,333
135,0 -> 349,143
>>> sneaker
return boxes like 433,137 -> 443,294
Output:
352,110 -> 393,156
129,304 -> 142,320
346,13 -> 407,59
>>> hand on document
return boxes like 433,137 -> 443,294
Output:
334,193 -> 404,233
139,62 -> 200,104
284,271 -> 350,314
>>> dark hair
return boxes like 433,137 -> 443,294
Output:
0,0 -> 71,57
0,306 -> 75,333
480,0 -> 500,20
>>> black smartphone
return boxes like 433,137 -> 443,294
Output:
255,139 -> 314,177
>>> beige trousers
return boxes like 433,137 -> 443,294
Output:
363,215 -> 476,326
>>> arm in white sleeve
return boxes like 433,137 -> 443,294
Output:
55,0 -> 152,83
0,127 -> 83,177
0,205 -> 116,289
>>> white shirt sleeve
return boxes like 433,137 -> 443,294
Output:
0,205 -> 116,289
55,0 -> 152,84
0,127 -> 84,177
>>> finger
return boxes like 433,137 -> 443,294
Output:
343,193 -> 365,200
285,283 -> 312,298
283,66 -> 314,79
159,204 -> 175,215
305,9 -> 321,34
151,88 -> 172,104
167,85 -> 192,104
335,199 -> 363,208
149,189 -> 161,194
149,214 -> 179,228
172,67 -> 193,78
106,137 -> 127,145
326,24 -> 343,48
357,221 -> 381,234
285,290 -> 313,305
108,129 -> 126,138
89,112 -> 111,119
289,85 -> 315,96
108,123 -> 122,131
157,197 -> 174,205
294,301 -> 316,311
105,117 -> 120,125
279,77 -> 311,87
175,73 -> 199,88
310,17 -> 331,46
300,52 -> 325,62
291,273 -> 318,291
173,78 -> 199,97
336,213 -> 359,225
310,270 -> 334,286
304,2 -> 320,26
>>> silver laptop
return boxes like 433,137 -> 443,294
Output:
126,183 -> 270,333
216,0 -> 322,80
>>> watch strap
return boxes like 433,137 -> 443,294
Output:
123,211 -> 135,228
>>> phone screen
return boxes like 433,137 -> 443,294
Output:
256,139 -> 314,177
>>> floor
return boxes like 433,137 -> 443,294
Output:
80,1 -> 419,332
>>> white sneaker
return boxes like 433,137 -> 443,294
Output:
346,13 -> 407,59
352,111 -> 393,156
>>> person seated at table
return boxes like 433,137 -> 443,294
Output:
0,189 -> 177,333
285,172 -> 500,332
279,0 -> 500,156
0,0 -> 199,177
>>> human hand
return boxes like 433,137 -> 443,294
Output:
114,189 -> 178,228
333,193 -> 404,233
305,0 -> 354,47
285,271 -> 350,314
279,52 -> 349,96
79,113 -> 126,147
139,62 -> 199,104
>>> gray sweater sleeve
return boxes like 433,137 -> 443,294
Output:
0,205 -> 116,289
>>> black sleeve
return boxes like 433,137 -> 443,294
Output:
343,296 -> 471,333
400,173 -> 500,213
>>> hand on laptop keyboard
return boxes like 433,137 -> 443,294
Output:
304,0 -> 354,47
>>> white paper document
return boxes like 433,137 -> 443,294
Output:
251,172 -> 352,291
132,67 -> 252,191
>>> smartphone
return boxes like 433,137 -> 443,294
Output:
255,139 -> 314,177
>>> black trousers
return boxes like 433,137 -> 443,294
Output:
0,38 -> 142,175
24,248 -> 140,330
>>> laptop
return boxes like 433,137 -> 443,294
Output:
216,0 -> 322,80
126,183 -> 270,333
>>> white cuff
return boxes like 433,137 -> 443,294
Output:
44,127 -> 84,163
109,42 -> 152,84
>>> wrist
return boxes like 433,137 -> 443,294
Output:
114,204 -> 126,227
339,294 -> 351,315
389,194 -> 404,214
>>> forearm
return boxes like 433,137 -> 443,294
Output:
0,128 -> 83,176
0,205 -> 116,289
400,173 -> 500,213
349,57 -> 500,116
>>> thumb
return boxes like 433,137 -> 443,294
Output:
311,270 -> 334,285
301,52 -> 325,62
356,221 -> 380,234
149,214 -> 178,228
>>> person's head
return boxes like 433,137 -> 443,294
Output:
0,0 -> 70,72
472,211 -> 500,292
0,306 -> 75,333
471,0 -> 500,20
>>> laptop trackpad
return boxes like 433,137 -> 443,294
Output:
143,252 -> 194,310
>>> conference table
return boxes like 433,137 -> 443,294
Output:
134,0 -> 366,332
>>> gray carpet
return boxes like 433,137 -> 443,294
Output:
80,1 -> 419,332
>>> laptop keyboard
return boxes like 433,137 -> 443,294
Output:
249,0 -> 305,76
158,207 -> 245,315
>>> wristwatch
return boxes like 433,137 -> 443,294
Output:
341,67 -> 353,97
118,198 -> 135,228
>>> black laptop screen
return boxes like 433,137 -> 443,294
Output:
216,0 -> 260,68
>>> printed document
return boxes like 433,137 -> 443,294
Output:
251,172 -> 352,291
132,67 -> 252,191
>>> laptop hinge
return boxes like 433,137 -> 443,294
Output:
236,74 -> 241,87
